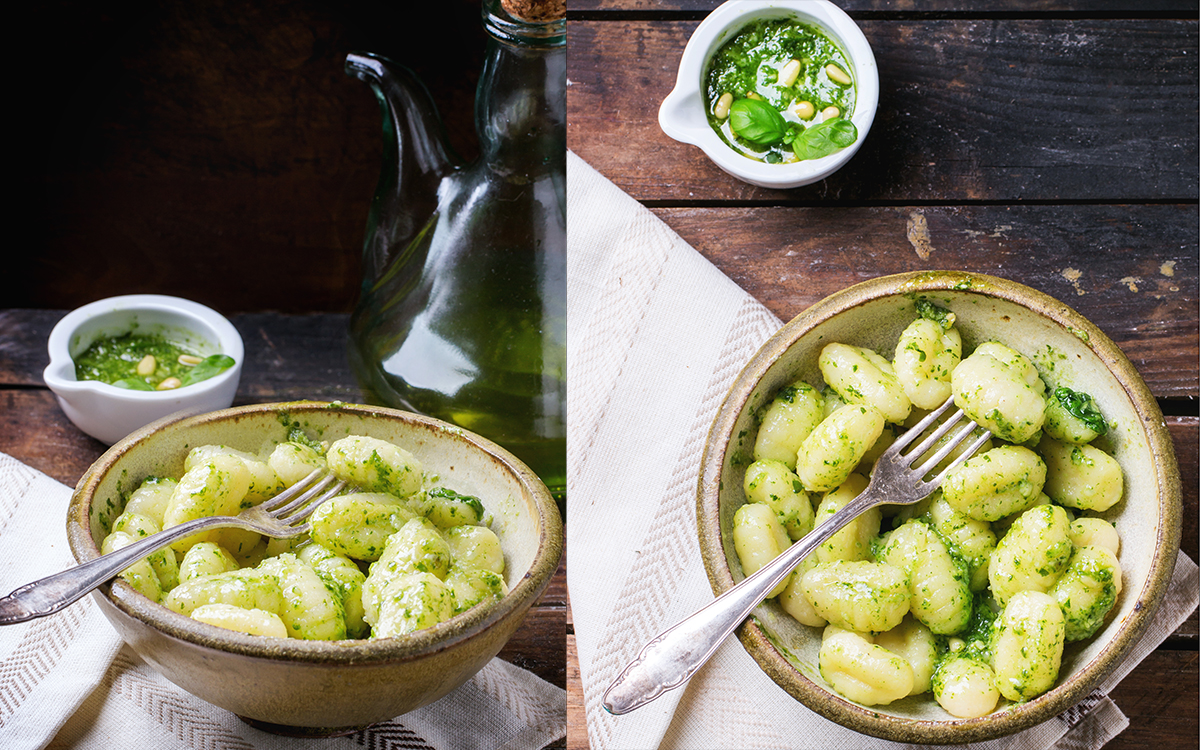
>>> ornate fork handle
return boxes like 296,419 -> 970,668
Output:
0,514 -> 246,625
602,489 -> 881,715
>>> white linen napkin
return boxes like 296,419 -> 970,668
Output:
0,451 -> 565,750
565,149 -> 1199,750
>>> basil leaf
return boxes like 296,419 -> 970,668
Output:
180,354 -> 236,387
427,486 -> 486,519
791,118 -> 858,161
1053,387 -> 1108,436
112,378 -> 154,391
727,98 -> 787,145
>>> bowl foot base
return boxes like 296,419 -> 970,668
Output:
236,715 -> 372,737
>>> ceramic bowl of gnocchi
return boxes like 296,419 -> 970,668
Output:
696,270 -> 1180,744
65,401 -> 562,734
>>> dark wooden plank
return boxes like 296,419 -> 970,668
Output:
0,309 -> 63,385
11,0 -> 490,314
571,1 -> 1200,13
0,391 -> 109,487
649,204 -> 1199,398
1105,650 -> 1200,750
498,593 -> 567,688
231,312 -> 364,403
11,202 -> 1199,401
566,635 -> 587,750
567,19 -> 1198,202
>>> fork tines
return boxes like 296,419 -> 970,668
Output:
261,470 -> 347,524
890,398 -> 993,489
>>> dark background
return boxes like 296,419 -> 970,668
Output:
11,0 -> 488,314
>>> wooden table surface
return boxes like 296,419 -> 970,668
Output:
566,1 -> 1198,748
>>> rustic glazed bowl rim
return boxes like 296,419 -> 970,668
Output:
65,401 -> 563,665
696,270 -> 1181,743
658,0 -> 879,189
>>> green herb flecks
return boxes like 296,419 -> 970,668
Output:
914,298 -> 957,330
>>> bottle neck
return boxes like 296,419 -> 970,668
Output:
475,0 -> 565,171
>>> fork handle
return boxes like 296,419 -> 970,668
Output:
0,514 -> 236,625
602,489 -> 882,715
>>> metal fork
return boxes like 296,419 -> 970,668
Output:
0,469 -> 347,625
602,397 -> 992,715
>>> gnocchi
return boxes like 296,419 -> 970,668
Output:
796,404 -> 885,492
738,299 -> 1126,719
951,347 -> 1045,444
742,460 -> 814,540
992,591 -> 1065,702
819,626 -> 914,706
732,502 -> 793,598
752,380 -> 824,469
933,656 -> 999,718
941,445 -> 1047,522
1039,436 -> 1124,512
99,431 -> 508,643
800,560 -> 910,633
819,343 -> 912,424
894,317 -> 962,410
1048,545 -> 1122,642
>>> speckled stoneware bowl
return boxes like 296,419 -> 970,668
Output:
66,401 -> 562,735
696,271 -> 1181,744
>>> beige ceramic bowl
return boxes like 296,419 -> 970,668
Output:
66,401 -> 562,735
696,271 -> 1180,744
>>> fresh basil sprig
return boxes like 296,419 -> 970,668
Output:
727,98 -> 787,145
1053,387 -> 1108,436
180,354 -> 236,387
791,117 -> 858,161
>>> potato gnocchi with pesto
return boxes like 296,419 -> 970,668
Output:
736,300 -> 1125,719
99,432 -> 507,641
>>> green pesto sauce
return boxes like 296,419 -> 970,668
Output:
74,333 -> 232,390
705,17 -> 856,163
75,334 -> 198,387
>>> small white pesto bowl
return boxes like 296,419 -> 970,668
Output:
658,0 -> 878,189
43,295 -> 244,445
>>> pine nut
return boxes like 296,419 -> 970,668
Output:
157,377 -> 182,391
822,105 -> 841,119
825,63 -> 852,86
136,355 -> 156,377
778,59 -> 801,88
795,101 -> 816,120
746,91 -> 763,101
714,92 -> 734,120
178,354 -> 203,366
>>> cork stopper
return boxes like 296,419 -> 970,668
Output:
501,0 -> 565,22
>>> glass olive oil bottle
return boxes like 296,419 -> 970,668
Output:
346,0 -> 565,504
